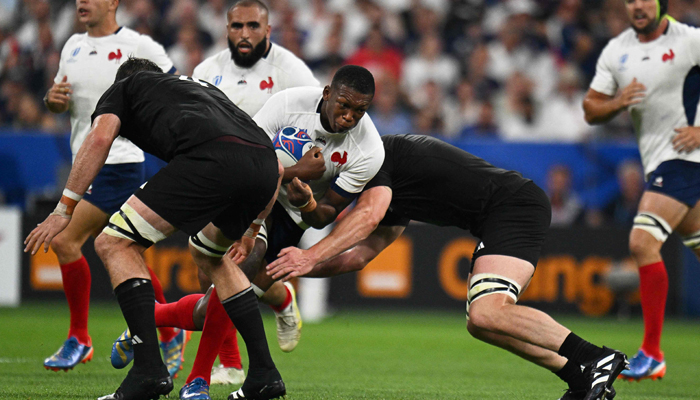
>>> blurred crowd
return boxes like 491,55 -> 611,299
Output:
1,0 -> 699,224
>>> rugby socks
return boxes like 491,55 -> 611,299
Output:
114,278 -> 163,370
187,287 -> 232,383
554,359 -> 586,391
557,332 -> 606,365
269,284 -> 293,313
221,287 -> 278,383
219,328 -> 243,369
639,261 -> 667,360
154,294 -> 202,331
60,256 -> 91,346
147,267 -> 178,343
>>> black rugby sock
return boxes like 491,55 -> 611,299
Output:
114,278 -> 163,370
554,358 -> 586,391
557,332 -> 606,365
221,287 -> 279,383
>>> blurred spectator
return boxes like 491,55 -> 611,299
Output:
547,163 -> 584,226
602,160 -> 644,227
458,101 -> 501,140
411,81 -> 446,136
370,76 -> 411,136
495,72 -> 540,141
402,32 -> 459,96
443,79 -> 482,136
345,23 -> 403,82
198,0 -> 228,52
537,63 -> 597,142
167,25 -> 203,76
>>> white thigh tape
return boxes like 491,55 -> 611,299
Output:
633,212 -> 672,242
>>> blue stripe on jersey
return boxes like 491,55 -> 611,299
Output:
330,178 -> 359,199
167,66 -> 177,74
683,65 -> 700,125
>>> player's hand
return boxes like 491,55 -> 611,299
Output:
293,147 -> 325,181
45,76 -> 72,111
672,126 -> 700,153
616,78 -> 646,110
287,177 -> 313,208
228,236 -> 256,265
267,247 -> 316,281
24,214 -> 70,255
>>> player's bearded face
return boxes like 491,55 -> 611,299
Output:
229,36 -> 268,68
625,0 -> 659,34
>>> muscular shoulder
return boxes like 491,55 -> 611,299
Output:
195,49 -> 230,73
276,86 -> 324,114
263,44 -> 320,87
346,114 -> 382,157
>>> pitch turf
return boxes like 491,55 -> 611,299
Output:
0,303 -> 698,399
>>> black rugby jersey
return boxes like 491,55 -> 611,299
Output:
92,71 -> 272,162
365,134 -> 530,230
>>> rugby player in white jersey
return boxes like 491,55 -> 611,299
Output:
42,0 -> 184,375
189,0 -> 320,388
584,0 -> 700,382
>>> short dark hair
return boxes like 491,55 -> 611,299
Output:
331,65 -> 375,96
229,0 -> 269,15
115,57 -> 162,82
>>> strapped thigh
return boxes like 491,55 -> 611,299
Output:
466,273 -> 522,321
189,231 -> 232,258
102,203 -> 167,248
682,228 -> 700,249
632,212 -> 672,242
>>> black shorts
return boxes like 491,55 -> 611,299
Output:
135,140 -> 278,240
470,181 -> 551,270
263,201 -> 305,264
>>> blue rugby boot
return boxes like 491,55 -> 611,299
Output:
161,328 -> 187,378
44,336 -> 93,371
180,378 -> 211,400
111,329 -> 134,369
618,350 -> 666,382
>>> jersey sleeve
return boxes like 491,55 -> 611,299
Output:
91,77 -> 128,123
54,38 -> 74,84
191,58 -> 209,81
589,42 -> 618,96
135,35 -> 176,74
286,61 -> 320,88
252,90 -> 287,139
687,25 -> 700,65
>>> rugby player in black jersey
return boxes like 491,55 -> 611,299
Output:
25,58 -> 286,400
267,134 -> 628,400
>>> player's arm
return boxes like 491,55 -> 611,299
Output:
24,114 -> 121,254
44,76 -> 72,114
583,78 -> 646,125
285,177 -> 354,229
283,147 -> 326,182
267,185 -> 393,280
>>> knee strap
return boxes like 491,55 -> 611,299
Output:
189,231 -> 231,258
682,229 -> 700,249
103,203 -> 167,248
466,273 -> 522,321
632,212 -> 672,242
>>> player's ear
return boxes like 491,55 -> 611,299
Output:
322,85 -> 331,101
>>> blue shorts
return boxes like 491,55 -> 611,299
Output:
645,159 -> 700,207
83,163 -> 145,215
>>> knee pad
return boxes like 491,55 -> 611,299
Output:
466,273 -> 522,322
682,229 -> 700,250
103,203 -> 167,248
632,212 -> 672,242
189,231 -> 231,258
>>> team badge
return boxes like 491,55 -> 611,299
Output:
213,75 -> 222,86
662,49 -> 674,62
653,176 -> 663,187
260,77 -> 274,92
618,54 -> 628,72
108,49 -> 122,62
331,151 -> 348,166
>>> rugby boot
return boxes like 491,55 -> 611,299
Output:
211,365 -> 246,385
275,282 -> 301,352
582,347 -> 629,400
227,381 -> 286,400
179,378 -> 211,400
98,365 -> 173,400
618,350 -> 666,381
111,329 -> 134,369
161,328 -> 187,378
44,336 -> 93,371
559,386 -> 616,400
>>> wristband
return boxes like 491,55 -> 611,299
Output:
50,202 -> 72,220
299,197 -> 317,213
58,188 -> 82,216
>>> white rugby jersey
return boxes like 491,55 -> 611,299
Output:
253,86 -> 385,227
56,27 -> 174,164
192,43 -> 320,117
590,20 -> 700,177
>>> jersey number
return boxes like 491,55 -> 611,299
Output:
178,75 -> 208,87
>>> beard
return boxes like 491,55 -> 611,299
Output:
631,16 -> 659,35
229,37 -> 268,68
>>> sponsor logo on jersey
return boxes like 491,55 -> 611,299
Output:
89,50 -> 97,55
653,176 -> 663,187
260,76 -> 274,92
331,151 -> 348,166
475,241 -> 485,253
662,49 -> 674,62
108,49 -> 122,62
237,79 -> 247,85
213,75 -> 222,86
315,137 -> 327,146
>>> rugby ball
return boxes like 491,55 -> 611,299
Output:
272,126 -> 314,167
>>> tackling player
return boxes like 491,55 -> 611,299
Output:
266,134 -> 629,400
26,58 -> 287,400
41,0 -> 184,375
583,0 -> 700,382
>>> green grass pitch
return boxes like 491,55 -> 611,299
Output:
0,303 -> 698,399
